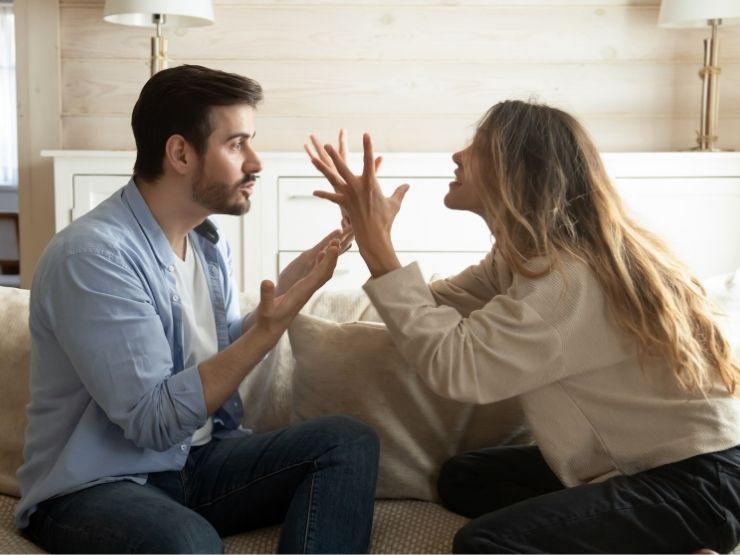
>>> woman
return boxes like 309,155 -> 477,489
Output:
305,101 -> 740,553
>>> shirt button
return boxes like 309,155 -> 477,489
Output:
180,444 -> 187,452
167,265 -> 174,272
172,294 -> 180,302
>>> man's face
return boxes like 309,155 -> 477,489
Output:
191,104 -> 262,216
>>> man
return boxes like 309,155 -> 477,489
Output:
16,65 -> 379,554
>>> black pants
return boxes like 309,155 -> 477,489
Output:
437,444 -> 740,553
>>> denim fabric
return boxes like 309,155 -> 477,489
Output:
16,180 -> 246,528
439,443 -> 740,554
25,415 -> 380,554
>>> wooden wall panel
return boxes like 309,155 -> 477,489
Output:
57,0 -> 740,152
62,59 -> 740,117
62,113 -> 740,153
61,4 -> 740,62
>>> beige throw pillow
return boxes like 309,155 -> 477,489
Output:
0,286 -> 31,497
288,313 -> 529,501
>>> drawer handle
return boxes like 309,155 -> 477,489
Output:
288,194 -> 321,200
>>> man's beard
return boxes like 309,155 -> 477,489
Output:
191,170 -> 255,216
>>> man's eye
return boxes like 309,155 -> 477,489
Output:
232,142 -> 243,150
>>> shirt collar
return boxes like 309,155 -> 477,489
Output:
122,178 -> 221,270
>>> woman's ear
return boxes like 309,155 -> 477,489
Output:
163,134 -> 195,176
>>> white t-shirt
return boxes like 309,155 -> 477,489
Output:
172,236 -> 217,446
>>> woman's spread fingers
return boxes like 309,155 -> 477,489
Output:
310,134 -> 333,166
324,144 -> 356,184
309,157 -> 339,184
392,183 -> 411,203
362,133 -> 375,177
339,128 -> 348,160
313,190 -> 345,205
374,155 -> 383,173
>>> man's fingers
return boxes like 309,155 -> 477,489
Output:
259,279 -> 276,313
315,228 -> 343,250
339,227 -> 354,253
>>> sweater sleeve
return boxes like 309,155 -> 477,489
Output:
429,248 -> 510,317
364,261 -> 565,404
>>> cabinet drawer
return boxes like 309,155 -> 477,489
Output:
614,177 -> 740,278
278,250 -> 488,291
278,177 -> 491,252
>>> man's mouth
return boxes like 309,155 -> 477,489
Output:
239,174 -> 257,191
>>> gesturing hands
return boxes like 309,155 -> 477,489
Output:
255,237 -> 341,338
304,130 -> 354,234
306,132 -> 409,278
276,227 -> 353,296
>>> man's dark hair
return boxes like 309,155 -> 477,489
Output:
131,64 -> 263,181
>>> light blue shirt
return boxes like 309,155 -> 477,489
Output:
15,180 -> 248,528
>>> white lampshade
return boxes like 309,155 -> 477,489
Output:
658,0 -> 740,28
103,0 -> 214,28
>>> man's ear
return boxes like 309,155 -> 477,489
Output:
164,134 -> 196,176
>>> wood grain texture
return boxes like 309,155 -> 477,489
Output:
57,0 -> 740,152
61,59 -> 740,118
61,113 -> 740,153
60,4 -> 740,62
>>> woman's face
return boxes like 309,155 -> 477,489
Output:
444,144 -> 485,216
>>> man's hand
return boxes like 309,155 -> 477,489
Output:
275,228 -> 353,296
255,237 -> 341,337
200,238 -> 341,414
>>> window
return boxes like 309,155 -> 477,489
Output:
0,1 -> 17,187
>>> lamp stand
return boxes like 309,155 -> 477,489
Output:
150,13 -> 168,76
696,18 -> 722,151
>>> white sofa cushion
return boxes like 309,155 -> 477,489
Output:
0,287 -> 31,498
288,312 -> 529,501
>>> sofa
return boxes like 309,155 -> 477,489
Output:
0,284 -> 531,553
2,268 -> 739,554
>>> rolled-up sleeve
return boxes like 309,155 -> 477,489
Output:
50,249 -> 207,452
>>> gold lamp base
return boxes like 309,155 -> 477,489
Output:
693,19 -> 732,152
150,13 -> 168,77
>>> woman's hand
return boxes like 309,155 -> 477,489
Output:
304,129 -> 354,234
310,132 -> 409,278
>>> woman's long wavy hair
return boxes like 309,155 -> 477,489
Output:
468,100 -> 738,394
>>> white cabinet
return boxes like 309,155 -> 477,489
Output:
43,150 -> 740,293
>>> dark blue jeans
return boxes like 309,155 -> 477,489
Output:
25,415 -> 380,554
438,443 -> 740,553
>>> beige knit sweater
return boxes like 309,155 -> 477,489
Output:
363,249 -> 740,486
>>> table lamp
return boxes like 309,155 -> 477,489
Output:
659,0 -> 740,151
103,0 -> 214,76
